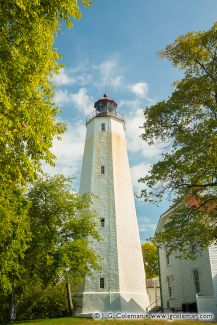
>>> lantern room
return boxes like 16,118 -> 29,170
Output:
94,94 -> 117,116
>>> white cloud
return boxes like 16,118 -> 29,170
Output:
99,58 -> 118,79
96,58 -> 124,90
70,88 -> 93,115
110,75 -> 123,88
52,68 -> 76,86
52,66 -> 95,88
53,58 -> 120,89
77,73 -> 93,86
53,89 -> 70,105
125,108 -> 161,159
53,88 -> 94,115
131,163 -> 151,192
43,122 -> 86,186
130,82 -> 149,98
138,216 -> 157,236
119,99 -> 140,110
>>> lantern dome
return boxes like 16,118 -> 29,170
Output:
94,94 -> 117,116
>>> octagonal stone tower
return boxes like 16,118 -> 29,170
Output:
78,94 -> 149,314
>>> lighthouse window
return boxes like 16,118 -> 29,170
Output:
100,277 -> 105,289
101,165 -> 105,174
100,218 -> 105,227
101,123 -> 105,131
108,103 -> 113,112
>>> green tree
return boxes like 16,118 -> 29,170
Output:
142,242 -> 159,279
0,0 -> 91,185
0,175 -> 100,321
25,175 -> 100,315
0,1 -> 91,320
140,22 -> 217,256
0,187 -> 30,294
0,185 -> 31,324
17,281 -> 69,320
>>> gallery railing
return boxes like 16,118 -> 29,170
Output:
86,110 -> 124,123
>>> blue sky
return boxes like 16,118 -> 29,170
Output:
45,0 -> 217,242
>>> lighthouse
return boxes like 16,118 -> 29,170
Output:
78,94 -> 149,314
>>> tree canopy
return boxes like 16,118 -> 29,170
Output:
0,175 -> 100,322
26,175 -> 100,287
0,1 -> 92,320
141,242 -> 159,279
0,187 -> 31,294
140,22 -> 217,255
0,0 -> 91,185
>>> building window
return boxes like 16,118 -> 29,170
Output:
100,218 -> 105,227
100,277 -> 105,289
101,123 -> 105,131
101,165 -> 105,174
193,269 -> 200,293
166,251 -> 170,265
190,244 -> 196,256
167,276 -> 173,298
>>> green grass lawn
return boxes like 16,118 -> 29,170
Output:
15,317 -> 215,325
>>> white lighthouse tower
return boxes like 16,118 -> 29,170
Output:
78,94 -> 149,314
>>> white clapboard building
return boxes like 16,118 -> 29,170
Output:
76,94 -> 149,315
156,207 -> 217,319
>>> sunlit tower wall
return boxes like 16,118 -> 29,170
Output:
78,94 -> 149,314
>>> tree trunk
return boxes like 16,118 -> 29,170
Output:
66,281 -> 74,317
8,292 -> 16,323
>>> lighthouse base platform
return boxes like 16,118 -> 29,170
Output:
75,291 -> 149,315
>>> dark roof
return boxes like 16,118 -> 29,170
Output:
94,94 -> 117,108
